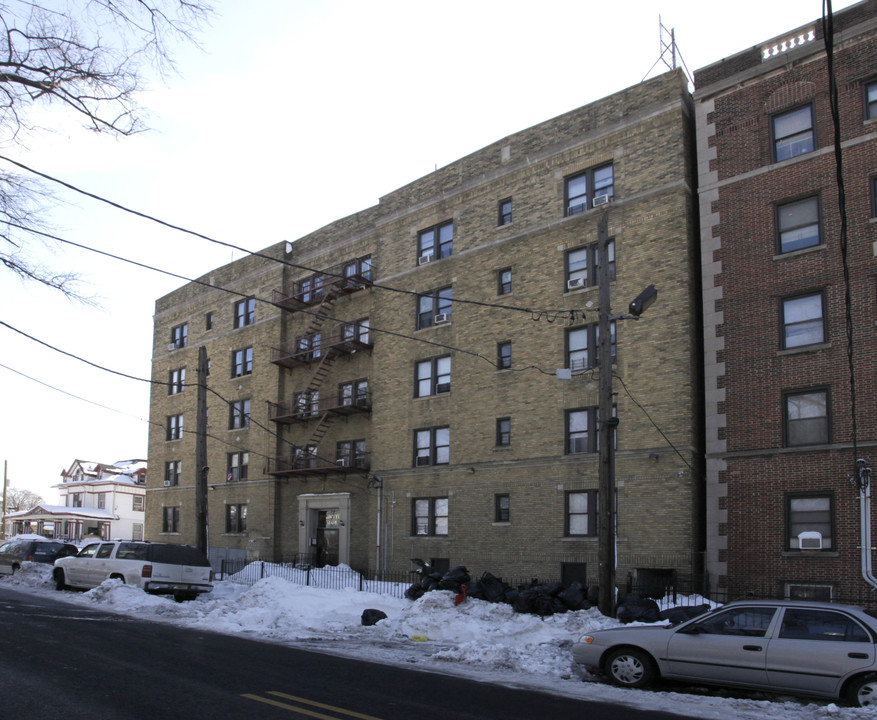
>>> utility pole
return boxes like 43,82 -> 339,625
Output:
1,461 -> 7,540
596,213 -> 617,617
195,346 -> 209,556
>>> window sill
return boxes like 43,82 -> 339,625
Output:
492,522 -> 511,527
773,243 -> 826,261
493,445 -> 511,452
781,551 -> 839,558
777,342 -> 831,356
559,535 -> 597,541
408,535 -> 451,540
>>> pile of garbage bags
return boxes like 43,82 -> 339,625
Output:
404,565 -> 594,617
404,562 -> 712,623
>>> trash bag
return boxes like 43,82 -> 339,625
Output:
421,571 -> 442,591
438,566 -> 471,591
560,583 -> 588,611
512,587 -> 539,614
361,608 -> 388,626
479,572 -> 510,603
405,584 -> 425,601
464,580 -> 485,600
616,594 -> 661,623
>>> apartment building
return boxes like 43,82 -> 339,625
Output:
148,68 -> 703,588
696,0 -> 877,604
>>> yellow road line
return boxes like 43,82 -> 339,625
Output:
241,691 -> 385,720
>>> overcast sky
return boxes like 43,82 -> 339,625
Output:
0,0 -> 860,503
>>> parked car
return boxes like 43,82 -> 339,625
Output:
53,540 -> 213,601
573,600 -> 877,707
0,538 -> 79,575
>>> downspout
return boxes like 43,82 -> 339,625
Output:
855,460 -> 877,590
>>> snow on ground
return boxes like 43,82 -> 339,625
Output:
2,562 -> 876,720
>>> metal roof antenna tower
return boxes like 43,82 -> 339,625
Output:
642,16 -> 694,90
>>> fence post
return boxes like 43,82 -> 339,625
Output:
307,565 -> 311,586
260,561 -> 265,579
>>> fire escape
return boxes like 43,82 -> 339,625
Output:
264,256 -> 373,476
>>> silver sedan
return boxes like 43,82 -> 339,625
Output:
572,600 -> 877,707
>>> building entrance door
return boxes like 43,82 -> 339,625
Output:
315,509 -> 340,567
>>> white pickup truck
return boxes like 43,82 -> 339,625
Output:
53,540 -> 213,601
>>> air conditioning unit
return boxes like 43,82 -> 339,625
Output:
336,458 -> 348,467
436,383 -> 450,394
416,456 -> 431,467
567,277 -> 585,290
593,194 -> 611,207
168,343 -> 177,351
163,480 -> 172,487
798,531 -> 823,550
417,254 -> 434,266
434,313 -> 449,324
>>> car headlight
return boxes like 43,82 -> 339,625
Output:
582,635 -> 596,644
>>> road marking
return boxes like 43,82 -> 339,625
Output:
242,691 -> 385,720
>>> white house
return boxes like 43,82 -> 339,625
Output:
5,460 -> 146,542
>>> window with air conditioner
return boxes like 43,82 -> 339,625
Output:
565,240 -> 615,290
787,493 -> 833,550
417,287 -> 452,330
417,220 -> 453,265
416,356 -> 451,398
565,163 -> 614,216
566,322 -> 616,371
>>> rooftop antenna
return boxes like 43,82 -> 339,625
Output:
642,16 -> 694,90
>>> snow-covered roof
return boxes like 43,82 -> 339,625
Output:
4,504 -> 119,521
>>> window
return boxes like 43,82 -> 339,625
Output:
565,163 -> 614,216
566,322 -> 616,371
226,504 -> 248,533
162,506 -> 179,533
416,356 -> 451,397
773,105 -> 815,161
299,274 -> 325,304
866,80 -> 877,120
689,606 -> 776,637
168,367 -> 186,395
97,493 -> 106,510
165,461 -> 181,486
133,495 -> 144,512
496,417 -> 511,447
227,452 -> 249,482
498,198 -> 512,226
781,292 -> 825,348
784,389 -> 829,446
418,220 -> 453,262
777,196 -> 820,253
412,497 -> 449,536
166,414 -> 183,441
497,341 -> 512,370
566,407 -> 616,454
294,390 -> 320,417
566,240 -> 615,289
71,493 -> 83,508
296,333 -> 321,361
234,297 -> 255,328
414,426 -> 450,466
566,490 -> 597,536
339,379 -> 369,407
205,312 -> 213,330
170,323 -> 188,349
229,399 -> 251,429
787,493 -> 833,550
495,494 -> 510,523
336,439 -> 366,468
417,287 -> 452,329
231,347 -> 253,377
497,268 -> 512,295
343,255 -> 373,283
785,584 -> 833,602
342,318 -> 371,345
779,608 -> 867,641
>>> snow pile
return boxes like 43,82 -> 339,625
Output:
2,562 -> 874,720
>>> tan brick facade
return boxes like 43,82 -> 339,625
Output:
148,69 -> 703,588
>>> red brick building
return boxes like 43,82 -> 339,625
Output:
696,0 -> 877,604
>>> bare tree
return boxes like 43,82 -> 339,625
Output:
5,486 -> 44,512
0,0 -> 212,297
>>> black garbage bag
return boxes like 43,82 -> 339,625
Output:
405,584 -> 425,601
502,587 -> 519,605
560,582 -> 588,611
421,571 -> 442,591
464,580 -> 485,600
479,572 -> 510,603
616,594 -> 661,623
512,587 -> 539,614
361,608 -> 388,626
438,565 -> 471,591
659,603 -> 711,625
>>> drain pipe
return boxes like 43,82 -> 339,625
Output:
854,460 -> 877,590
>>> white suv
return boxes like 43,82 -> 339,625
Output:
53,541 -> 213,601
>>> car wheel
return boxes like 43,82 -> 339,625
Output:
604,647 -> 658,689
53,569 -> 67,591
174,592 -> 196,602
10,564 -> 19,575
845,674 -> 877,707
109,574 -> 125,583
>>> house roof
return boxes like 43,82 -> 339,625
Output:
4,504 -> 119,522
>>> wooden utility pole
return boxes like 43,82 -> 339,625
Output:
195,346 -> 209,556
597,213 -> 617,617
1,461 -> 7,540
